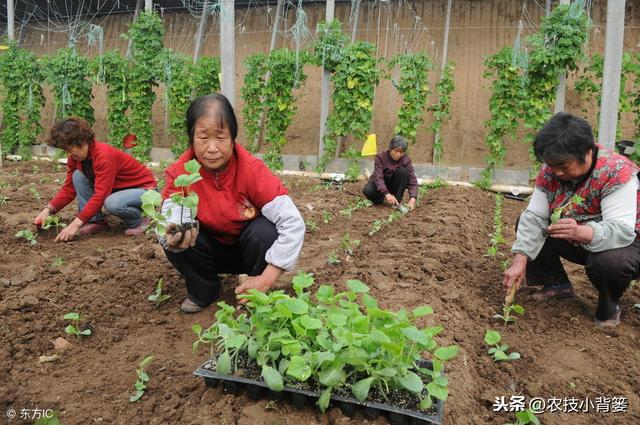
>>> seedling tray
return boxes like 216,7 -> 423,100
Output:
194,358 -> 444,425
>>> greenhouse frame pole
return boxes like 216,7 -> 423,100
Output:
598,0 -> 626,149
145,0 -> 152,11
350,0 -> 361,43
432,0 -> 453,163
193,0 -> 210,63
7,0 -> 14,41
318,0 -> 335,161
220,0 -> 236,107
553,0 -> 570,114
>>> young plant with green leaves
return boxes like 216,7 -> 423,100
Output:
368,210 -> 403,236
493,303 -> 525,325
29,185 -> 41,200
42,215 -> 67,233
550,194 -> 584,224
192,273 -> 458,412
304,218 -> 318,233
321,210 -> 333,224
148,277 -> 171,307
15,229 -> 38,245
429,62 -> 455,162
326,251 -> 341,265
51,257 -> 65,268
141,159 -> 202,235
389,52 -> 432,145
339,197 -> 372,218
487,194 -> 506,256
64,312 -> 92,338
0,196 -> 7,205
503,409 -> 540,425
129,356 -> 154,402
340,233 -> 360,256
485,329 -> 520,362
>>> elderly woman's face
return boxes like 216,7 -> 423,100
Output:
548,150 -> 593,181
193,112 -> 234,172
390,147 -> 405,161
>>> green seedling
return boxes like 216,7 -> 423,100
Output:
32,164 -> 40,173
148,278 -> 171,308
29,185 -> 41,200
503,409 -> 540,425
486,194 -> 505,256
493,303 -> 525,325
142,159 -> 202,236
129,356 -> 154,402
50,257 -> 64,268
0,196 -> 8,205
369,210 -> 403,236
340,197 -> 372,218
63,312 -> 92,338
327,251 -> 341,265
15,229 -> 38,245
34,410 -> 60,425
550,194 -> 584,224
39,176 -> 52,184
340,233 -> 361,256
633,303 -> 640,310
485,329 -> 520,361
42,215 -> 67,233
304,218 -> 318,233
321,210 -> 333,224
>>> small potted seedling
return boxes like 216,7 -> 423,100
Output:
141,159 -> 202,236
15,229 -> 38,245
130,356 -> 154,402
41,215 -> 67,234
493,303 -> 525,325
64,312 -> 92,338
485,329 -> 520,362
148,278 -> 171,308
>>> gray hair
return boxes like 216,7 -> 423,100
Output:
388,135 -> 408,151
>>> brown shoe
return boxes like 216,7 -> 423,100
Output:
180,298 -> 203,313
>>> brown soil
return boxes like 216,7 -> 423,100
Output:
0,160 -> 639,425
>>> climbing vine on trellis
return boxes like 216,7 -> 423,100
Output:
0,42 -> 45,157
241,53 -> 269,153
192,56 -> 221,97
429,62 -> 455,163
319,41 -> 380,172
389,52 -> 432,146
91,50 -> 129,148
41,47 -> 95,125
311,20 -> 349,73
126,10 -> 164,160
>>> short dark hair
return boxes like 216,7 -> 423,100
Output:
186,93 -> 238,146
533,112 -> 596,164
48,117 -> 95,150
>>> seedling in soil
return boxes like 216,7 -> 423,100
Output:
493,303 -> 525,325
304,218 -> 318,233
340,233 -> 361,256
550,194 -> 584,224
34,410 -> 60,425
321,210 -> 333,224
340,198 -> 372,218
129,356 -> 154,402
486,194 -> 505,257
142,159 -> 202,236
15,229 -> 38,245
503,409 -> 540,425
42,215 -> 67,233
0,196 -> 8,205
369,210 -> 403,236
50,257 -> 64,268
327,251 -> 341,265
148,277 -> 171,308
64,312 -> 92,338
633,303 -> 640,310
32,164 -> 40,173
29,185 -> 41,200
485,329 -> 520,362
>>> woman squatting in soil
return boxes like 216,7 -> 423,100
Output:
158,94 -> 305,313
503,112 -> 640,327
362,135 -> 419,212
33,117 -> 157,241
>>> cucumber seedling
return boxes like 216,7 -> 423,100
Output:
485,329 -> 520,362
15,229 -> 38,245
493,303 -> 525,325
42,215 -> 67,233
64,312 -> 92,338
129,356 -> 154,402
550,194 -> 584,224
148,278 -> 171,308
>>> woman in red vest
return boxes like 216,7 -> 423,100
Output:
503,112 -> 640,327
33,117 -> 156,241
159,94 -> 305,313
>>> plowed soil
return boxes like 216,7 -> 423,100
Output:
1,160 -> 638,425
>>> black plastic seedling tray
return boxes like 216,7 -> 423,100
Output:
194,358 -> 444,425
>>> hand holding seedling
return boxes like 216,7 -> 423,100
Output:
33,206 -> 52,228
165,223 -> 198,250
384,193 -> 399,206
503,253 -> 527,302
235,264 -> 283,304
55,218 -> 84,242
546,218 -> 593,244
407,197 -> 417,211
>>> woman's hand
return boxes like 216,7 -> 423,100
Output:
55,218 -> 83,242
384,193 -> 399,206
503,253 -> 527,295
235,264 -> 283,304
407,197 -> 417,211
34,206 -> 52,228
165,223 -> 199,250
547,218 -> 593,244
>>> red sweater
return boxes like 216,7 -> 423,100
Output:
162,144 -> 287,245
49,141 -> 156,223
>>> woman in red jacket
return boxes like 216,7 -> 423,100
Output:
33,117 -> 157,241
159,94 -> 305,313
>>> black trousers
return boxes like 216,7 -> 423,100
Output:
525,230 -> 640,320
362,167 -> 409,204
164,217 -> 278,307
